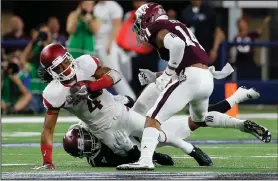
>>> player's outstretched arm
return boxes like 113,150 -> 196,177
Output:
35,108 -> 60,169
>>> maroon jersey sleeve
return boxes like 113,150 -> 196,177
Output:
145,19 -> 209,73
146,20 -> 172,45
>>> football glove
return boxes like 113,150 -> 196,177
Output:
113,130 -> 133,152
138,69 -> 156,86
155,71 -> 172,91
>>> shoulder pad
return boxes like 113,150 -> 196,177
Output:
76,55 -> 100,77
42,80 -> 68,109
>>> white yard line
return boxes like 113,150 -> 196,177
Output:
1,113 -> 277,123
172,155 -> 278,159
2,132 -> 65,137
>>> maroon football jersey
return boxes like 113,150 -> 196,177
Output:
146,19 -> 209,74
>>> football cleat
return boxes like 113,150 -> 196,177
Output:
234,86 -> 260,103
153,151 -> 174,166
243,120 -> 271,143
116,158 -> 155,170
33,163 -> 55,170
189,146 -> 213,166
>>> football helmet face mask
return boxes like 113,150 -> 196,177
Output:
40,43 -> 77,82
63,125 -> 101,158
133,3 -> 167,43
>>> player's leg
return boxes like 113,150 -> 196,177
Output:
117,78 -> 199,170
208,86 -> 260,113
160,117 -> 212,166
131,82 -> 160,115
190,97 -> 271,143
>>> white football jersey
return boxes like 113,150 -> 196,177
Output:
42,55 -> 120,133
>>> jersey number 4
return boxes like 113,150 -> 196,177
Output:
175,26 -> 205,51
87,100 -> 103,113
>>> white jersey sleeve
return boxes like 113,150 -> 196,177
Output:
109,1 -> 123,19
42,81 -> 69,109
75,55 -> 100,77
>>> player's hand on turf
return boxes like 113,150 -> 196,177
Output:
138,69 -> 156,86
113,130 -> 133,151
155,72 -> 172,91
33,163 -> 55,170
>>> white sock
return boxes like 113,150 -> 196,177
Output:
172,139 -> 194,154
140,127 -> 160,162
226,94 -> 239,106
205,111 -> 245,130
159,131 -> 194,154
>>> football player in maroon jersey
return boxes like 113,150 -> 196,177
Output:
116,3 -> 271,170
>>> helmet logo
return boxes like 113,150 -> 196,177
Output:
136,4 -> 150,18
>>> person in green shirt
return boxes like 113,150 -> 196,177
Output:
1,56 -> 32,114
66,1 -> 100,58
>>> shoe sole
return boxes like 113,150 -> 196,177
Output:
116,167 -> 154,171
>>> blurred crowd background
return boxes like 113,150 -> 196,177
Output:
1,0 -> 278,115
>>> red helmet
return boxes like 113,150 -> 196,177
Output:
133,2 -> 167,43
63,124 -> 101,158
40,43 -> 77,81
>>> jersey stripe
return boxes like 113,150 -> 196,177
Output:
91,56 -> 100,65
43,97 -> 54,109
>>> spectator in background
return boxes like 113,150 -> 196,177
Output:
230,16 -> 271,80
18,24 -> 54,114
66,1 -> 100,58
114,0 -> 160,97
1,54 -> 32,114
47,17 -> 67,46
94,0 -> 136,99
181,0 -> 225,64
94,0 -> 123,63
2,15 -> 29,55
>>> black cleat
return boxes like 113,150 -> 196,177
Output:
153,152 -> 174,166
189,146 -> 213,166
243,120 -> 271,143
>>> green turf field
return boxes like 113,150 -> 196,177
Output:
1,116 -> 277,174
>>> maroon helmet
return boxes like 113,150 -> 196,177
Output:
40,43 -> 77,81
133,2 -> 167,43
63,124 -> 101,158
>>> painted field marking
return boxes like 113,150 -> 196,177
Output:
172,155 -> 278,159
2,132 -> 65,137
2,113 -> 277,123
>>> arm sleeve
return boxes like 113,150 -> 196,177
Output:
163,33 -> 185,70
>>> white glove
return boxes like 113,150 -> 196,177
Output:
155,71 -> 172,91
113,130 -> 133,152
138,69 -> 156,86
